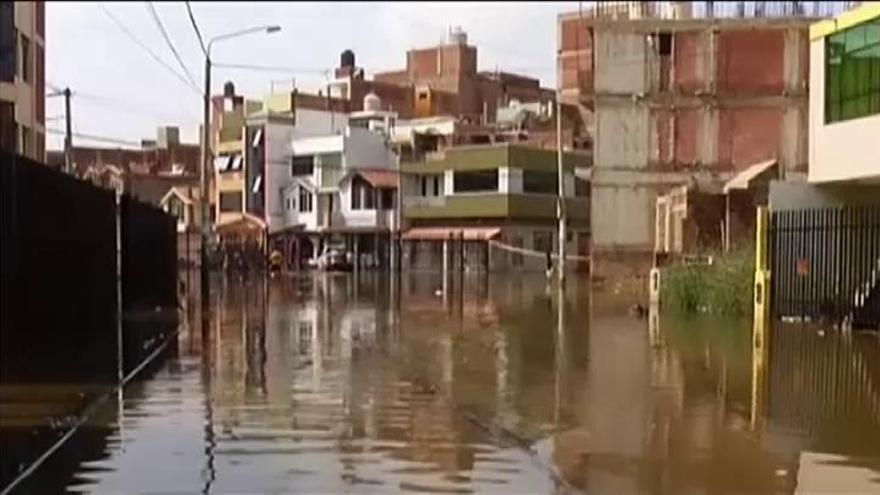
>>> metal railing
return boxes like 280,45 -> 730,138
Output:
769,205 -> 880,329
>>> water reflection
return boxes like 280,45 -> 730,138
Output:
5,273 -> 879,494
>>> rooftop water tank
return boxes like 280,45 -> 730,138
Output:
340,49 -> 355,68
448,26 -> 467,46
364,92 -> 382,112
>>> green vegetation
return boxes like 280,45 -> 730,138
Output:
661,249 -> 754,317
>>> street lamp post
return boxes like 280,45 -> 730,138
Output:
199,25 -> 280,310
556,91 -> 566,285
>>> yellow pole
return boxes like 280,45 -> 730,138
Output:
751,206 -> 771,431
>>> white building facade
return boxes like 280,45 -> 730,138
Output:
269,124 -> 401,269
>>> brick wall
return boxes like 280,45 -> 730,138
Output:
718,107 -> 783,170
717,29 -> 785,94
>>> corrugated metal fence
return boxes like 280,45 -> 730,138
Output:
769,206 -> 880,329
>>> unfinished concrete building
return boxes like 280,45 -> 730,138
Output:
557,3 -> 847,275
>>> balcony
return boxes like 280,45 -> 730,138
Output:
404,193 -> 590,223
324,209 -> 399,231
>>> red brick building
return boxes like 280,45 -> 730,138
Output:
330,29 -> 556,124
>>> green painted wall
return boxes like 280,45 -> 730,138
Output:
406,195 -> 509,218
406,193 -> 590,226
402,144 -> 590,174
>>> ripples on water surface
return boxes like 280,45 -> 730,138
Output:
4,273 -> 879,494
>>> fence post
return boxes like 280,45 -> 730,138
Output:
751,205 -> 771,431
754,206 -> 771,340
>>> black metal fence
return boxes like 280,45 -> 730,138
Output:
1,151 -> 179,492
1,151 -> 179,381
1,151 -> 118,383
767,323 -> 880,450
769,206 -> 880,329
121,195 -> 177,312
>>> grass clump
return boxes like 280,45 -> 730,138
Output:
661,249 -> 754,317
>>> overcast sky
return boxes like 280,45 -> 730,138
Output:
46,1 -> 582,150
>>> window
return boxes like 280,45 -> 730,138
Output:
351,177 -> 375,210
168,198 -> 185,222
0,6 -> 14,82
575,177 -> 590,197
219,191 -> 242,212
379,189 -> 394,210
19,125 -> 30,156
298,187 -> 312,212
215,154 -> 242,173
0,101 -> 13,151
652,32 -> 672,56
453,169 -> 498,193
825,19 -> 880,123
35,44 -> 43,121
19,33 -> 29,83
418,174 -> 443,197
291,155 -> 314,176
522,170 -> 558,194
533,231 -> 553,254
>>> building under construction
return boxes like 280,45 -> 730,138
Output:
557,1 -> 854,275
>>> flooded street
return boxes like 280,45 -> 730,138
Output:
6,273 -> 880,494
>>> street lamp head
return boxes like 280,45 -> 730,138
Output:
266,25 -> 281,33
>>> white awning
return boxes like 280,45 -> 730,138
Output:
724,159 -> 777,193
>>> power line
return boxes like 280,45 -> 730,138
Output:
46,127 -> 144,148
98,3 -> 200,95
212,62 -> 330,75
185,1 -> 207,57
146,1 -> 199,89
73,90 -> 200,124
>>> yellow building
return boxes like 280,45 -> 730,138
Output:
211,82 -> 264,248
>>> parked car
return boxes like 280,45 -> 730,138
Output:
316,244 -> 352,272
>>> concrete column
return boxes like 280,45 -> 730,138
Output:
389,232 -> 397,272
781,106 -> 805,177
782,27 -> 805,94
353,234 -> 360,273
704,29 -> 717,93
698,106 -> 719,166
374,233 -> 379,268
442,238 -> 450,300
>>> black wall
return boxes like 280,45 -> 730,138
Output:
1,151 -> 118,383
1,151 -> 180,491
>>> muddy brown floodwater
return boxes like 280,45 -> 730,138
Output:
5,272 -> 880,494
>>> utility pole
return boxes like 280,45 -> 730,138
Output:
200,53 -> 212,312
64,88 -> 72,174
556,92 -> 566,284
197,25 -> 280,310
